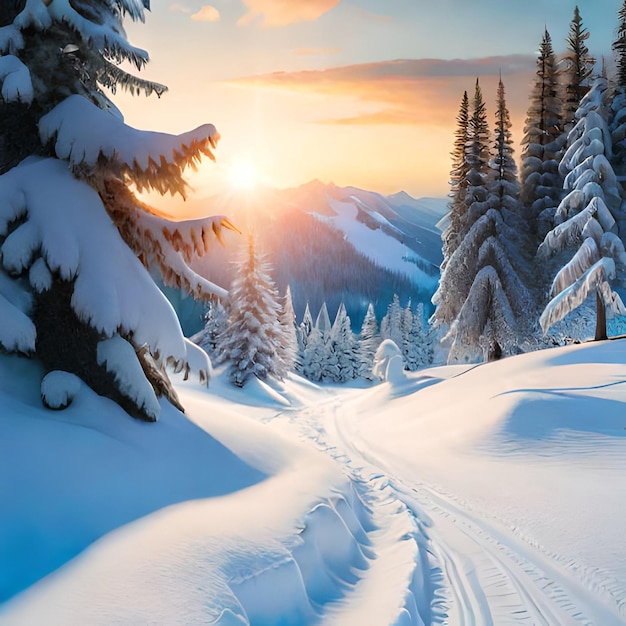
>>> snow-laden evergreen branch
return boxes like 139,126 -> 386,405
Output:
540,257 -> 625,333
538,202 -> 598,258
447,265 -> 516,361
549,237 -> 601,298
0,55 -> 33,104
46,0 -> 149,69
98,60 -> 167,98
434,208 -> 519,324
101,178 -> 237,301
40,95 -> 219,196
0,158 -> 187,360
477,236 -> 533,316
0,25 -> 24,55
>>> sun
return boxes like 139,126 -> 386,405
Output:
228,157 -> 260,190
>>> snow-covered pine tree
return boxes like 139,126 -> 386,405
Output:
380,293 -> 404,349
432,79 -> 493,330
404,302 -> 433,371
461,79 -> 492,240
435,79 -> 533,363
300,325 -> 325,382
357,302 -> 380,380
538,77 -> 626,341
520,29 -> 564,225
0,0 -> 235,420
562,6 -> 594,133
301,301 -> 341,383
441,91 -> 470,268
401,300 -> 414,367
491,79 -> 523,213
219,236 -> 285,387
295,302 -> 314,373
315,302 -> 333,343
329,302 -> 357,382
193,300 -> 228,358
613,0 -> 626,90
277,285 -> 298,377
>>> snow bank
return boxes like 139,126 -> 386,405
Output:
0,360 -> 412,626
0,355 -> 265,605
347,339 -> 626,623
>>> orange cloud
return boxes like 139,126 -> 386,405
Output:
228,56 -> 535,127
191,5 -> 220,21
238,0 -> 340,27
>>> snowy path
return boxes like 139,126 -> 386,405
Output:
268,380 -> 626,626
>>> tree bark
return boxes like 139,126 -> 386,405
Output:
595,290 -> 607,341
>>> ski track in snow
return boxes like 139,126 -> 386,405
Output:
267,389 -> 625,626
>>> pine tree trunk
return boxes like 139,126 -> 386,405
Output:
595,290 -> 607,341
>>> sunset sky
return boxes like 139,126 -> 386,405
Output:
117,0 -> 621,212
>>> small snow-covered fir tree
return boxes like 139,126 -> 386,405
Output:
329,302 -> 357,382
193,301 -> 228,357
0,0 -> 235,420
301,325 -> 325,382
538,77 -> 626,340
315,302 -> 333,342
520,29 -> 564,223
380,294 -> 404,348
403,302 -> 433,371
295,302 -> 314,373
357,302 -> 380,380
220,236 -> 285,387
277,285 -> 298,377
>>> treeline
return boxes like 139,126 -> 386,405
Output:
431,4 -> 626,363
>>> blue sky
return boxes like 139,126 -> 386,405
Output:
119,0 -> 622,209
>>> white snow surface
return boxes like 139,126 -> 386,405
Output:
1,339 -> 626,624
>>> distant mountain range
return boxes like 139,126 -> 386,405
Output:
171,181 -> 447,334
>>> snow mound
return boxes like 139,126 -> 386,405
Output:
0,354 -> 266,605
349,339 -> 626,623
40,370 -> 81,410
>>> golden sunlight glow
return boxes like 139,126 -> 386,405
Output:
228,157 -> 260,190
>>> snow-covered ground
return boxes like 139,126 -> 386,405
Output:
1,339 -> 626,624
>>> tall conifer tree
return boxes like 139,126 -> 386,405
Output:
435,80 -> 533,362
611,1 -> 626,179
520,29 -> 564,223
562,6 -> 594,132
0,0 -> 233,420
433,80 -> 492,330
442,91 -> 470,268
